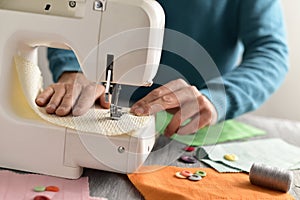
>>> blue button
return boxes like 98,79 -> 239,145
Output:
188,174 -> 202,181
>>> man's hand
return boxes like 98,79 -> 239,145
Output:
130,79 -> 218,137
35,72 -> 109,116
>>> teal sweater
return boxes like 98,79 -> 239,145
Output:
48,0 -> 288,121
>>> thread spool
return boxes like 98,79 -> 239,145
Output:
249,163 -> 293,192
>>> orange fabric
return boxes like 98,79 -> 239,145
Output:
128,166 -> 295,200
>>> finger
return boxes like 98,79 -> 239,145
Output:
164,110 -> 182,138
99,93 -> 110,109
133,85 -> 200,116
72,84 -> 102,116
177,108 -> 213,135
164,100 -> 201,137
131,79 -> 189,110
45,84 -> 66,114
55,83 -> 82,116
175,94 -> 215,135
35,87 -> 54,106
133,94 -> 178,116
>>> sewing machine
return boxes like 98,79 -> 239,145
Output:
0,0 -> 164,178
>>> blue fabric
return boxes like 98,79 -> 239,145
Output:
48,0 -> 288,121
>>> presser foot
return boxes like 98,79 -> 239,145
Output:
110,104 -> 123,120
107,84 -> 124,120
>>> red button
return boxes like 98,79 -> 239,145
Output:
180,170 -> 193,177
33,195 -> 50,200
184,146 -> 195,152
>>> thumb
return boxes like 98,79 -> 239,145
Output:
99,93 -> 110,109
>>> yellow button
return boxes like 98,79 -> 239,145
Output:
224,154 -> 238,161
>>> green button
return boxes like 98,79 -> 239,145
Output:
34,186 -> 46,192
195,170 -> 207,177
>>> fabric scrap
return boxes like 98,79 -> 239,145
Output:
201,158 -> 242,173
128,166 -> 294,200
0,170 -> 106,200
156,111 -> 266,146
200,138 -> 300,172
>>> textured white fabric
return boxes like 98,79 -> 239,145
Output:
14,55 -> 152,136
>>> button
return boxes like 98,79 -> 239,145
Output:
45,186 -> 60,192
188,174 -> 202,181
183,146 -> 195,152
179,155 -> 197,163
180,170 -> 193,177
33,195 -> 50,200
175,172 -> 186,179
224,154 -> 238,161
34,186 -> 46,192
195,170 -> 207,177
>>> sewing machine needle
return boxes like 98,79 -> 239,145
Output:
105,69 -> 112,103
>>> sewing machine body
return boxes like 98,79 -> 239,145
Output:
0,0 -> 164,178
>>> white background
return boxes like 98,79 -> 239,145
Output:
252,0 -> 300,121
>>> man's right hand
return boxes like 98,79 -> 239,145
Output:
35,72 -> 109,116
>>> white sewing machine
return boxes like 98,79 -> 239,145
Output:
0,0 -> 164,178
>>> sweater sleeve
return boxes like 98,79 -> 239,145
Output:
47,48 -> 82,83
201,0 -> 288,122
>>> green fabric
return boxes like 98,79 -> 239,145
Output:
156,111 -> 266,146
